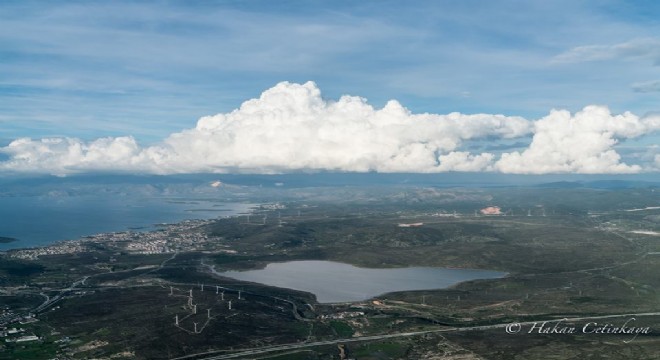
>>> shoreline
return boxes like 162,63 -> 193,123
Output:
1,218 -> 214,260
1,204 -> 258,259
0,199 -> 257,254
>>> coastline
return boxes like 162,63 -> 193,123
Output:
0,202 -> 257,258
0,197 -> 256,252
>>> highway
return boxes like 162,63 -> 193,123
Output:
172,312 -> 660,360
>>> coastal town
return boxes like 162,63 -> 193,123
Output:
5,219 -> 230,261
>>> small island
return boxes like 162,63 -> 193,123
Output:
0,236 -> 18,243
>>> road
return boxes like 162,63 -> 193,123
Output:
33,275 -> 89,313
31,252 -> 179,315
172,311 -> 660,360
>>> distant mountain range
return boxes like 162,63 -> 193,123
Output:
534,180 -> 660,189
0,172 -> 658,197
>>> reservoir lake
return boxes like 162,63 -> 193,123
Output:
215,260 -> 507,303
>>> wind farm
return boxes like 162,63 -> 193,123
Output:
1,183 -> 660,359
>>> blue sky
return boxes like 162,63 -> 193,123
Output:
1,0 -> 659,175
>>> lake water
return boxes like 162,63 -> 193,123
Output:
0,195 -> 253,250
215,260 -> 507,303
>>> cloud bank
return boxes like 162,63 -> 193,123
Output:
1,82 -> 659,175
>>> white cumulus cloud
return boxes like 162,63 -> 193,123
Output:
2,136 -> 147,175
1,81 -> 659,175
157,82 -> 530,173
0,81 -> 530,175
494,106 -> 659,174
437,152 -> 495,172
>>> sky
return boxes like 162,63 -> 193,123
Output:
1,0 -> 660,175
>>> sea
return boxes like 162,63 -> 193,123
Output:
0,194 -> 253,251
